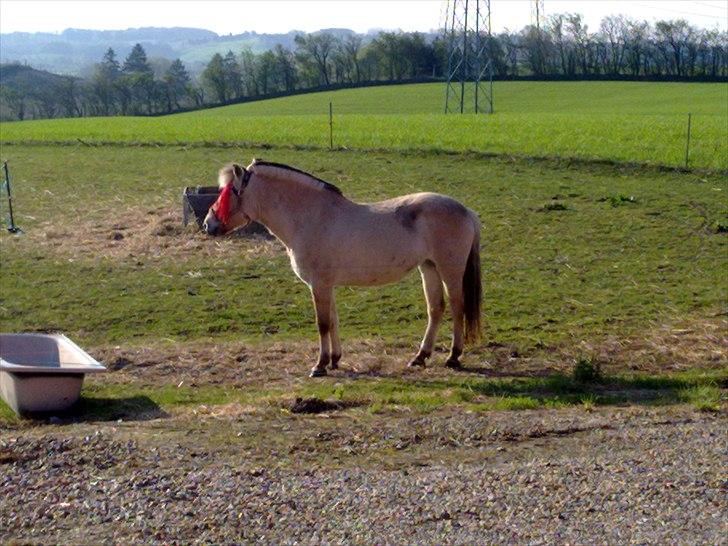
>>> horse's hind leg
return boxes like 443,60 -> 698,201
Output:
409,261 -> 444,368
440,267 -> 465,368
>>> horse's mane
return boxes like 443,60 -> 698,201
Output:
250,160 -> 343,196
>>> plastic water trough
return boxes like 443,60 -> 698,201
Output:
0,333 -> 106,415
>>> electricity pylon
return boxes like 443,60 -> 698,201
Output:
443,0 -> 493,114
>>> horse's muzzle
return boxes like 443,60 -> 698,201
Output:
203,220 -> 220,236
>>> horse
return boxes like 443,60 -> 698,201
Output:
202,159 -> 482,378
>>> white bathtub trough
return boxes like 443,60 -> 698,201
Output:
0,333 -> 106,415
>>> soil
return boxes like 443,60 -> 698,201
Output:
86,312 -> 727,391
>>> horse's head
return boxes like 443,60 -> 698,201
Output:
203,163 -> 252,236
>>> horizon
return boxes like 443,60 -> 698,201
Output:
1,1 -> 726,37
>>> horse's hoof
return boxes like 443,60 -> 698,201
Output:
408,359 -> 426,368
445,359 -> 462,369
309,367 -> 327,378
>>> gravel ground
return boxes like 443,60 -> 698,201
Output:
1,406 -> 726,545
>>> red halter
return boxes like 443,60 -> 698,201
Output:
214,168 -> 251,227
215,182 -> 235,226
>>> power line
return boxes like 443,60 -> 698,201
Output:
632,2 -> 726,20
691,1 -> 727,11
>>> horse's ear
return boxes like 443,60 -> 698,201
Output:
218,164 -> 234,187
232,163 -> 248,192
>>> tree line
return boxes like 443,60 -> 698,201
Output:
1,14 -> 726,120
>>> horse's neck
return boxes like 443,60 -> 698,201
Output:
249,175 -> 337,248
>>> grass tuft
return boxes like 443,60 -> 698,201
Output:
540,201 -> 569,212
678,384 -> 722,412
607,194 -> 638,207
580,394 -> 599,411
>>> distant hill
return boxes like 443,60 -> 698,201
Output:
0,26 -> 360,77
0,63 -> 73,88
0,63 -> 80,121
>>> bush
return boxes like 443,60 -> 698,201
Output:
572,357 -> 603,383
608,194 -> 637,207
713,221 -> 728,234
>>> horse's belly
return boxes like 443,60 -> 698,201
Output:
334,257 -> 420,286
289,224 -> 427,287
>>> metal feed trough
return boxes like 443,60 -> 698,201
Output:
182,186 -> 270,236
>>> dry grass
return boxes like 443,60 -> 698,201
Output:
575,316 -> 728,373
24,206 -> 281,262
88,314 -> 727,392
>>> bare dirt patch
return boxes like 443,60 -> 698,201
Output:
91,338 -> 455,389
88,314 -> 727,391
575,314 -> 728,373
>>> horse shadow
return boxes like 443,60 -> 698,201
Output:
336,362 -> 558,381
449,365 -> 560,378
21,395 -> 168,423
332,363 -> 710,409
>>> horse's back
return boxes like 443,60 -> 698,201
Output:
379,192 -> 478,242
367,192 -> 473,226
361,191 -> 478,269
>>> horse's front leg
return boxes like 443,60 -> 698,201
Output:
309,284 -> 333,377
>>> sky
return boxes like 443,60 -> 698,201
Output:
1,0 -> 725,36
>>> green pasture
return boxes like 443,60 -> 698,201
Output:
0,82 -> 726,420
0,144 -> 725,352
1,82 -> 726,169
0,144 -> 728,424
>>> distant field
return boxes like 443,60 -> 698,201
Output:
187,81 -> 726,116
177,36 -> 272,65
1,82 -> 726,169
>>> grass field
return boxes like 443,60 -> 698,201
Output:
1,82 -> 726,169
188,81 -> 726,116
0,141 -> 725,423
1,144 -> 725,345
0,80 -> 726,423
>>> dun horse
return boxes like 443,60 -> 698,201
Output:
203,160 -> 482,377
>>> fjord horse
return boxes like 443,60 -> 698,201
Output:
203,160 -> 482,377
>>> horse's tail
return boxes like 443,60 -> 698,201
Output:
463,215 -> 482,344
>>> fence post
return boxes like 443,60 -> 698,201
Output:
329,102 -> 333,150
2,161 -> 20,233
684,113 -> 692,168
